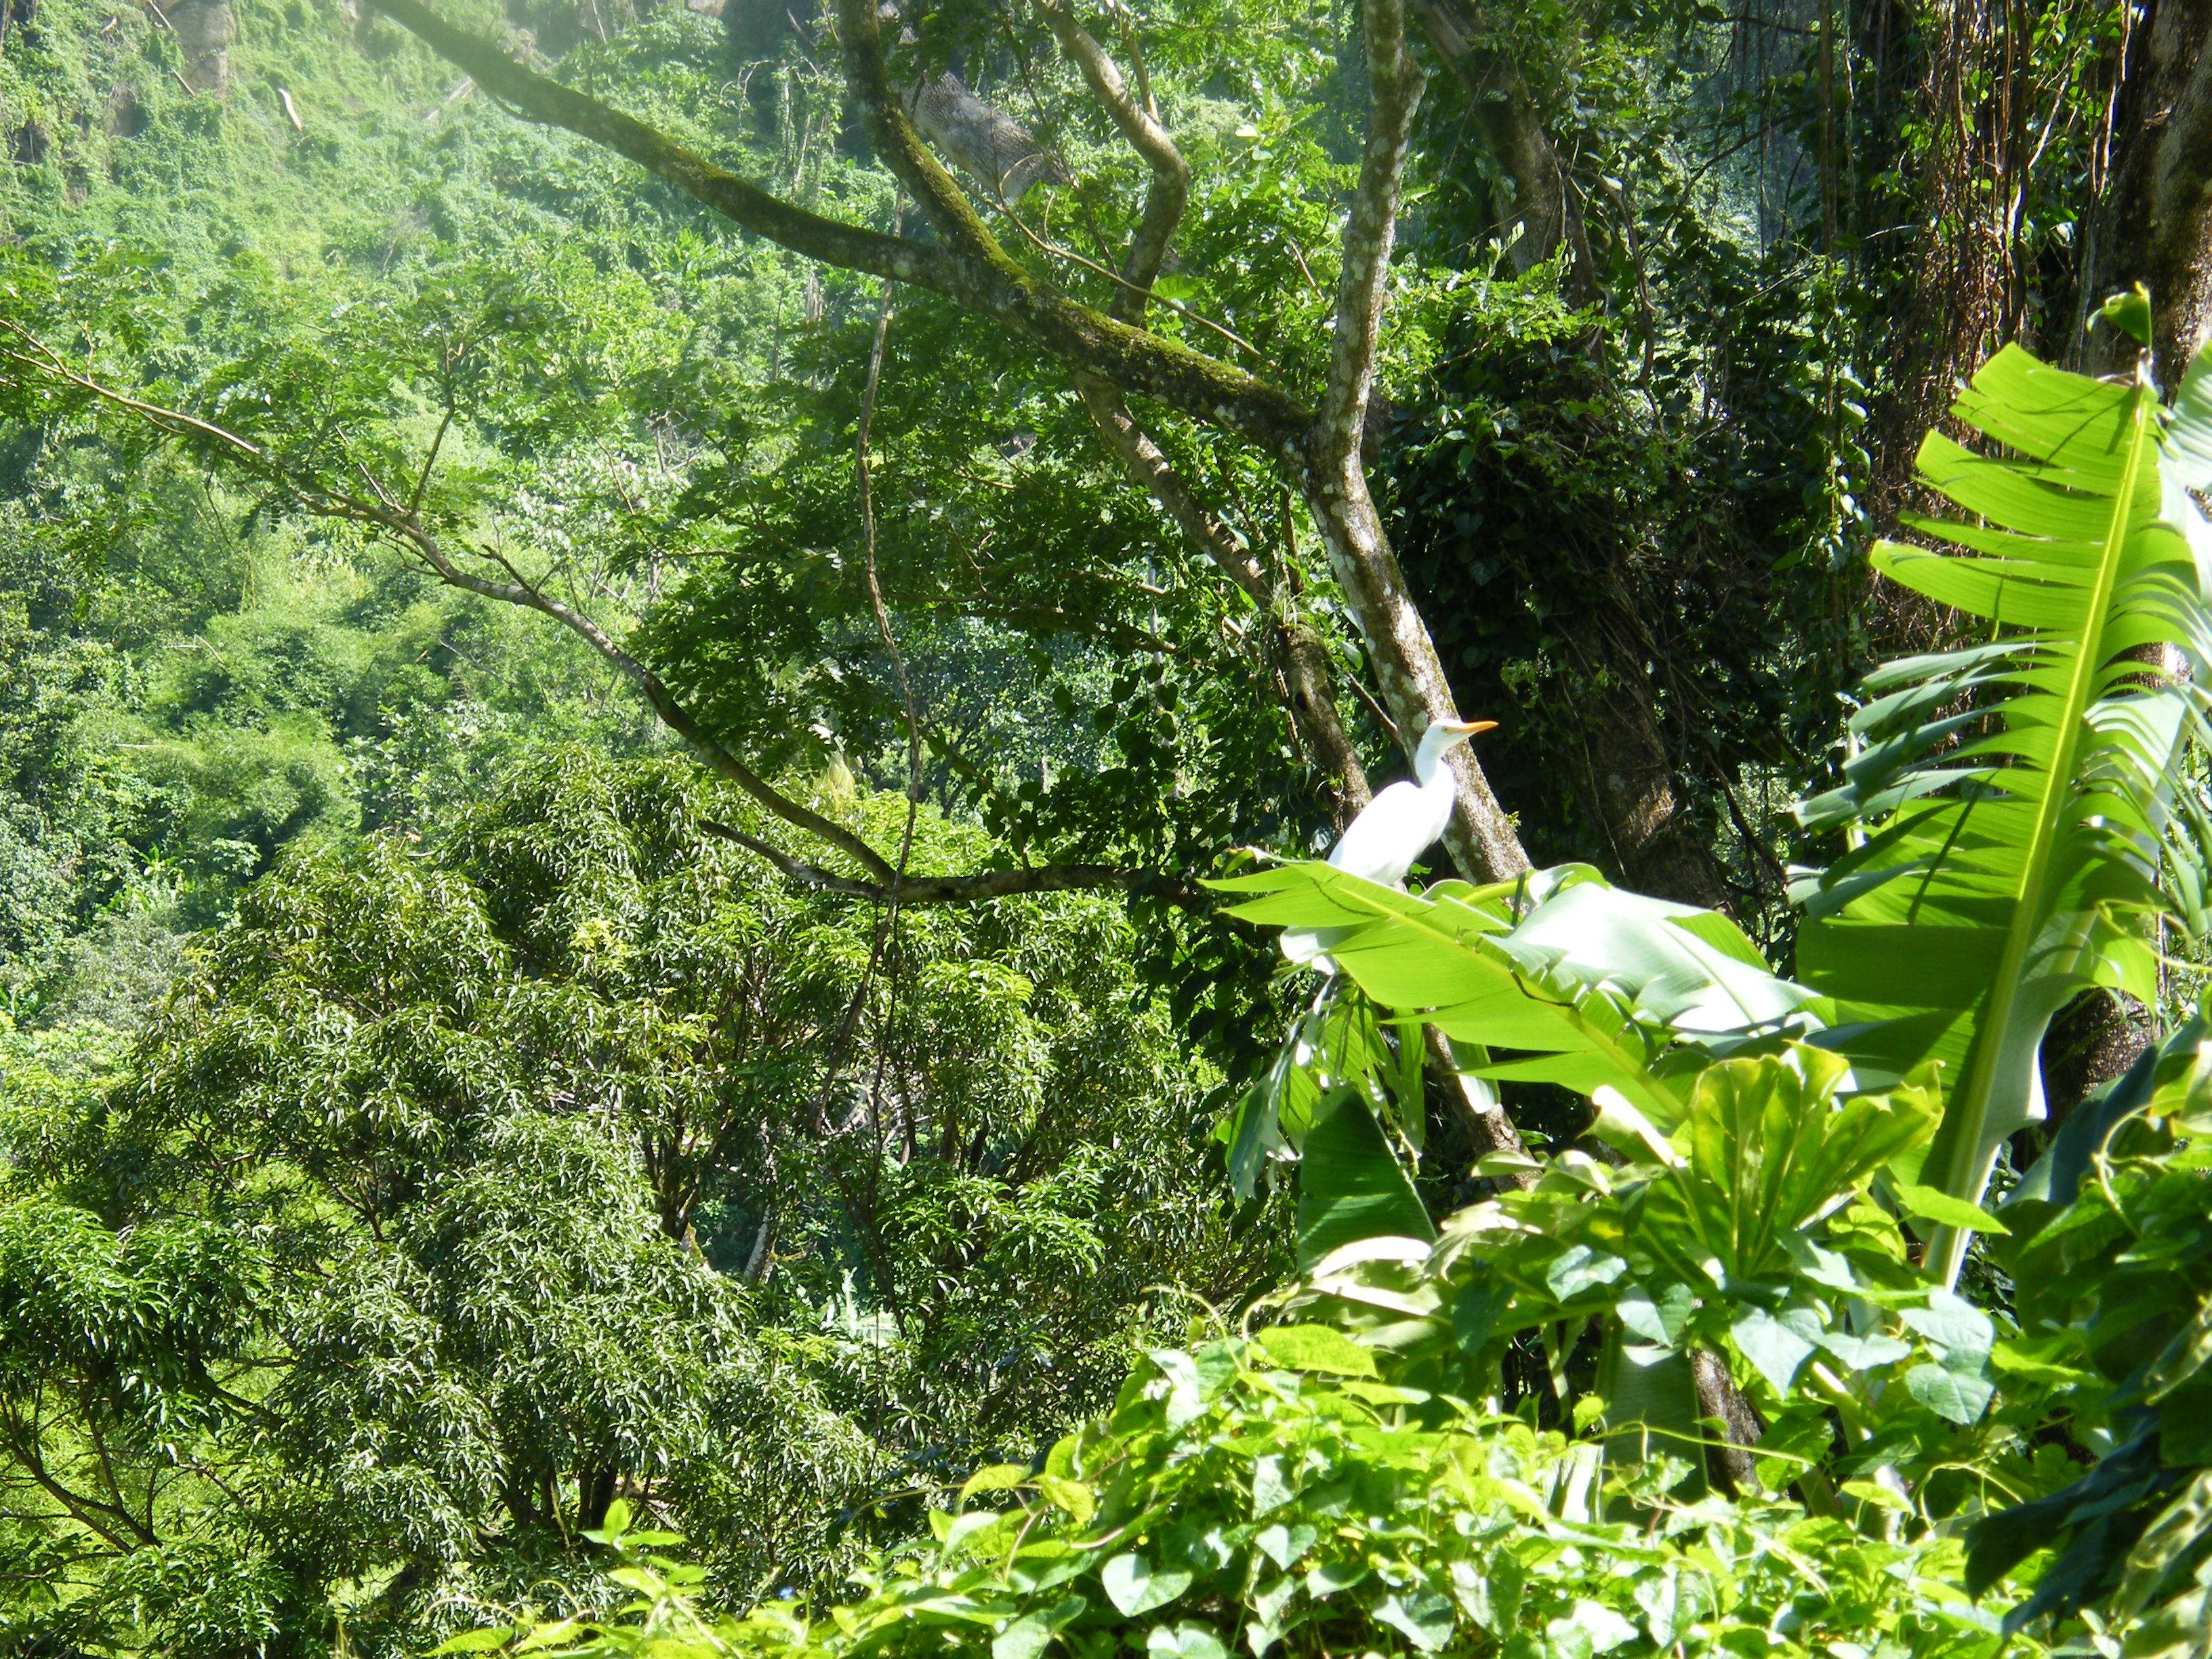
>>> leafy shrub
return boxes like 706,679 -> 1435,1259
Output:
1965,1018 -> 2212,1655
484,1334 -> 2039,1659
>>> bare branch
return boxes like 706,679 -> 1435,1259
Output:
997,204 -> 1263,361
394,529 -> 903,887
697,818 -> 1216,909
2,325 -> 267,462
3,336 -> 905,887
832,0 -> 1002,258
1076,378 -> 1267,603
1312,0 -> 1425,471
1029,0 -> 1190,321
1075,377 -> 1372,819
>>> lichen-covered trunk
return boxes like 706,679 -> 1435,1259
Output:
1300,455 -> 1530,882
2081,0 -> 2212,384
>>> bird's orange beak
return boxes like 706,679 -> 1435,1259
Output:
1443,718 -> 1498,737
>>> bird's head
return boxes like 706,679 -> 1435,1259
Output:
1417,716 -> 1498,769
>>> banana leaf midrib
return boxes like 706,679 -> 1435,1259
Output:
1922,374 -> 2156,1248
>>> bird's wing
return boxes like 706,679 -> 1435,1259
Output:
1326,780 -> 1430,886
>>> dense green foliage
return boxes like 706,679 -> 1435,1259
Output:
535,1330 -> 2041,1659
0,754 -> 1273,1651
478,335 -> 2212,1659
6,0 -> 2212,1653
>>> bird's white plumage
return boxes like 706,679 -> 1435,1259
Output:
1282,717 -> 1492,972
1324,776 -> 1454,886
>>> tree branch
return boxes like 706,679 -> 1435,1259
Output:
367,0 -> 1313,457
697,817 -> 1216,909
1029,0 -> 1191,321
1313,0 -> 1425,472
370,0 -> 947,288
1411,0 -> 1600,307
3,335 -> 906,888
1289,0 -> 1532,882
1076,375 -> 1372,816
399,528 -> 904,887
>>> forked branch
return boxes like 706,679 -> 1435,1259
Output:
1029,0 -> 1190,320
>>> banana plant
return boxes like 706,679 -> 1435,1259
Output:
1208,861 -> 1819,1197
1793,316 -> 2212,1286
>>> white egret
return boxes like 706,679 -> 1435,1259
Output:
1283,716 -> 1498,971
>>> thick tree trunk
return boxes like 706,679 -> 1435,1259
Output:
1411,0 -> 1601,308
2081,0 -> 2212,385
1305,0 -> 1532,884
1579,670 -> 1734,911
1301,455 -> 1530,883
2047,0 -> 2212,1106
1401,4 -> 1736,910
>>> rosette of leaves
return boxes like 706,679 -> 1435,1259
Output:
1279,1045 -> 2015,1497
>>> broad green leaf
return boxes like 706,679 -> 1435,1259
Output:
1597,1338 -> 1702,1475
1254,1523 -> 1317,1571
2114,1469 -> 2212,1622
1544,1245 -> 1629,1302
1635,1568 -> 1711,1647
1374,1589 -> 1456,1652
1294,1091 -> 1433,1271
1795,343 -> 2212,1286
962,1463 -> 1031,1502
1895,1182 -> 2010,1235
1146,1624 -> 1229,1659
1905,1360 -> 1996,1424
1731,1307 -> 1820,1396
1816,1330 -> 1911,1370
993,1614 -> 1054,1659
1213,863 -> 1809,1131
429,1630 -> 514,1655
994,1596 -> 1087,1659
1036,1475 -> 1094,1523
2145,1300 -> 2212,1401
1641,1048 -> 1938,1285
1251,1454 -> 1294,1517
1616,1282 -> 1696,1347
1899,1290 -> 1996,1366
1103,1553 -> 1193,1617
1255,1324 -> 1378,1378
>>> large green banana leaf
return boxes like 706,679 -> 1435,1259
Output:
1793,341 -> 2212,1282
1210,861 -> 1815,1160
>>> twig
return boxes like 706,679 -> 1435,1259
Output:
998,205 -> 1264,363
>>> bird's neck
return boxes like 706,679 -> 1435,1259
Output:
1414,742 -> 1460,798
